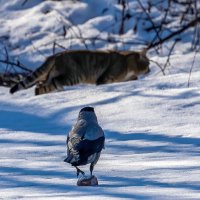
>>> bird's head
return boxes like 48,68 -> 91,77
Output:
80,107 -> 94,113
78,107 -> 97,122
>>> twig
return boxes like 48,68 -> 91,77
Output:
187,49 -> 198,88
30,40 -> 46,58
119,0 -> 127,35
22,0 -> 28,6
55,12 -> 89,49
4,46 -> 9,74
40,35 -> 146,49
137,0 -> 162,45
149,59 -> 165,75
52,41 -> 67,54
0,59 -> 32,72
162,39 -> 178,74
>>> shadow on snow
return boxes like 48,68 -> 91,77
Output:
0,92 -> 200,198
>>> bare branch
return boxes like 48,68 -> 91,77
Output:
137,0 -> 162,44
187,48 -> 198,87
147,16 -> 200,50
149,59 -> 165,75
119,0 -> 127,35
0,59 -> 32,72
162,39 -> 178,75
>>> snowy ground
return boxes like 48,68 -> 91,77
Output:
0,0 -> 200,199
1,63 -> 200,199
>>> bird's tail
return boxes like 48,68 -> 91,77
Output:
64,154 -> 78,164
64,155 -> 72,163
64,157 -> 71,163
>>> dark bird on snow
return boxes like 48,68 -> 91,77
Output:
64,107 -> 105,177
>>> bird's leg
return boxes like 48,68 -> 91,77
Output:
75,166 -> 85,178
90,164 -> 94,177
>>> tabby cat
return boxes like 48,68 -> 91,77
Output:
10,50 -> 150,95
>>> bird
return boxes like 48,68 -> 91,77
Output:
64,107 -> 105,178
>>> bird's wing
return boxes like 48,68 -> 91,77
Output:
67,120 -> 87,149
65,134 -> 82,163
65,120 -> 105,165
84,123 -> 104,140
77,123 -> 105,156
69,119 -> 87,138
65,120 -> 87,161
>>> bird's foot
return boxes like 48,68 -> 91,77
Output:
76,167 -> 85,178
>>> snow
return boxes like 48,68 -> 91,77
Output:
0,0 -> 200,199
